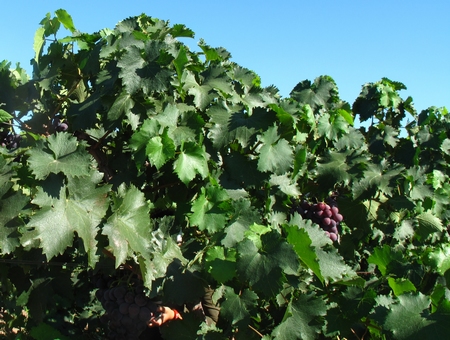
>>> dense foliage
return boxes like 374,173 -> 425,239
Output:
1,9 -> 450,339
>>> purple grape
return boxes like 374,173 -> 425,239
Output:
134,293 -> 147,307
323,217 -> 331,226
124,291 -> 135,303
329,233 -> 338,242
119,302 -> 130,315
113,286 -> 126,300
316,202 -> 326,211
128,304 -> 140,319
139,307 -> 152,322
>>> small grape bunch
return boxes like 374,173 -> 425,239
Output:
0,131 -> 21,150
95,275 -> 159,339
290,198 -> 343,242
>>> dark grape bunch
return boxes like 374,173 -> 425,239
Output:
52,115 -> 69,132
0,130 -> 21,150
95,275 -> 159,340
290,198 -> 343,242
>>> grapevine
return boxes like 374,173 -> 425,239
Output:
0,9 -> 449,340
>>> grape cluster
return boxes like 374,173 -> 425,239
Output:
0,130 -> 21,150
95,275 -> 159,340
290,199 -> 343,242
52,116 -> 69,132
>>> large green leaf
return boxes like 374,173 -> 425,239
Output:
27,133 -> 92,180
173,142 -> 209,184
189,185 -> 229,233
146,128 -> 176,169
236,230 -> 299,297
257,126 -> 293,175
27,171 -> 110,266
102,184 -> 152,267
220,286 -> 258,325
272,293 -> 328,340
383,293 -> 450,340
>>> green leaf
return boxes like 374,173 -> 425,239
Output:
221,198 -> 261,248
107,90 -> 135,126
190,186 -> 229,233
388,277 -> 416,296
173,142 -> 209,184
236,231 -> 299,297
384,293 -> 433,339
416,211 -> 444,234
29,322 -> 70,340
368,245 -> 403,276
285,223 -> 323,283
26,133 -> 92,180
269,174 -> 300,196
285,217 -> 357,283
0,109 -> 13,123
146,128 -> 176,169
55,9 -> 76,33
102,184 -> 152,267
155,103 -> 180,128
272,293 -> 328,340
220,286 -> 258,325
423,245 -> 450,275
28,172 -> 110,266
316,150 -> 351,188
0,191 -> 29,254
257,126 -> 293,174
205,246 -> 237,283
173,45 -> 189,80
317,112 -> 349,141
33,26 -> 46,62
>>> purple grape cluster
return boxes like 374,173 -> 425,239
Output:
1,130 -> 21,150
95,275 -> 159,339
290,199 -> 343,242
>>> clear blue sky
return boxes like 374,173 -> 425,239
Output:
1,0 -> 449,112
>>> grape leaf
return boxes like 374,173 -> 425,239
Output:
190,186 -> 229,233
28,171 -> 110,266
29,322 -> 70,340
220,286 -> 258,325
257,126 -> 293,175
416,211 -> 444,235
106,90 -> 135,126
422,244 -> 450,275
146,128 -> 176,169
384,293 -> 434,339
0,191 -> 29,254
317,112 -> 349,141
236,231 -> 299,297
55,9 -> 76,33
269,174 -> 301,196
173,142 -> 209,184
284,222 -> 324,283
388,277 -> 416,296
285,217 -> 357,283
102,184 -> 152,267
221,198 -> 261,248
368,245 -> 403,276
0,109 -> 13,123
26,133 -> 92,180
272,293 -> 328,340
205,246 -> 237,283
